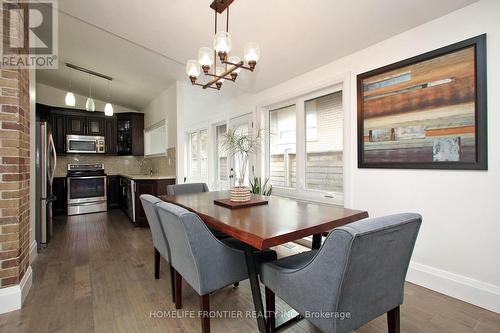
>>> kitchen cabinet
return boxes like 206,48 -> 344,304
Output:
105,118 -> 117,155
52,177 -> 67,216
50,113 -> 66,154
40,104 -> 144,157
66,115 -> 87,135
117,113 -> 144,156
107,175 -> 121,209
87,117 -> 105,136
119,178 -> 176,227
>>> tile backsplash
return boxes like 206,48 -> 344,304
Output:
55,147 -> 176,177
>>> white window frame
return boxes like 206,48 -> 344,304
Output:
186,127 -> 209,183
263,84 -> 346,206
212,121 -> 229,190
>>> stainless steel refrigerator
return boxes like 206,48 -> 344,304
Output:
35,120 -> 57,248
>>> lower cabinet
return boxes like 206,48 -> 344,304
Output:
134,179 -> 175,227
107,175 -> 121,209
52,177 -> 67,216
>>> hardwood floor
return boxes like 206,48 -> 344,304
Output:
0,210 -> 498,333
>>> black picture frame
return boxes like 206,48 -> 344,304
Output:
357,34 -> 487,170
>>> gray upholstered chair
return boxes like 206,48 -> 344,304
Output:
261,213 -> 422,333
139,194 -> 176,303
166,182 -> 229,240
166,182 -> 209,196
155,201 -> 277,333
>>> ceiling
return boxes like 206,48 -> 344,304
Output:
36,0 -> 478,110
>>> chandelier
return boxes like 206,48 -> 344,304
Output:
185,0 -> 260,90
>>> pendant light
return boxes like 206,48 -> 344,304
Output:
104,80 -> 113,116
64,69 -> 76,106
85,74 -> 95,112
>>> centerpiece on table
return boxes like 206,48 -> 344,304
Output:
222,126 -> 263,202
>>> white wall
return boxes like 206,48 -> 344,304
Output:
142,83 -> 177,149
180,0 -> 500,313
36,83 -> 138,113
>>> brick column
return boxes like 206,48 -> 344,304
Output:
0,2 -> 31,288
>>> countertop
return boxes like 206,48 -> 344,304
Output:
113,173 -> 177,181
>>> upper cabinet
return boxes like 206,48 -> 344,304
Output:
87,117 -> 105,136
38,104 -> 144,156
105,117 -> 117,155
117,113 -> 144,156
66,115 -> 105,136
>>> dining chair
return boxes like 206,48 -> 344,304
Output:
166,183 -> 229,240
261,213 -> 422,333
166,182 -> 209,196
139,194 -> 176,303
155,201 -> 278,333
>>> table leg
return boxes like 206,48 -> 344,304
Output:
243,245 -> 267,333
312,233 -> 322,249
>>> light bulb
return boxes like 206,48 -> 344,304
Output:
244,42 -> 260,63
104,103 -> 114,116
214,31 -> 232,53
186,59 -> 201,77
198,47 -> 214,67
65,91 -> 76,106
228,56 -> 242,74
85,98 -> 95,112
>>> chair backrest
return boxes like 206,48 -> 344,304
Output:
155,201 -> 238,295
307,213 -> 422,333
166,183 -> 209,196
139,194 -> 170,261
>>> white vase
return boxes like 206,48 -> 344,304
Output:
230,186 -> 251,202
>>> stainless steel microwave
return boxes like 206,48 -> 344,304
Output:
66,135 -> 105,154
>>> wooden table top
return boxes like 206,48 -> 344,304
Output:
159,191 -> 369,250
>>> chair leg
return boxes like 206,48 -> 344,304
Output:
154,247 -> 160,279
387,306 -> 400,333
265,287 -> 275,333
200,294 -> 210,333
169,264 -> 176,303
175,270 -> 182,309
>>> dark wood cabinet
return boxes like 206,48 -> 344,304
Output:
39,104 -> 144,157
87,117 -> 105,136
50,113 -> 66,154
107,175 -> 121,209
105,118 -> 117,155
134,178 -> 175,227
117,113 -> 144,156
66,115 -> 87,135
52,177 -> 67,216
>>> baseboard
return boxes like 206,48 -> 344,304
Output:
407,261 -> 500,314
29,239 -> 37,264
0,266 -> 33,315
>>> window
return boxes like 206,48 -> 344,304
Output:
266,88 -> 344,204
305,92 -> 343,192
215,123 -> 228,189
188,129 -> 208,181
144,120 -> 167,156
269,105 -> 296,188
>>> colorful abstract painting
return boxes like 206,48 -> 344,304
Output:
357,35 -> 487,170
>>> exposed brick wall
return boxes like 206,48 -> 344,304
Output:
0,3 -> 31,288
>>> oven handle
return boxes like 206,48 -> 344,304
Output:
67,176 -> 107,180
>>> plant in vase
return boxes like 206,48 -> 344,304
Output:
250,171 -> 273,196
222,126 -> 263,202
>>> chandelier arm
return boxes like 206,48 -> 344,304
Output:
202,61 -> 243,89
222,60 -> 256,72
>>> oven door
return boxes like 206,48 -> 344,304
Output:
67,176 -> 107,204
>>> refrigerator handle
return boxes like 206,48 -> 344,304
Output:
48,134 -> 57,187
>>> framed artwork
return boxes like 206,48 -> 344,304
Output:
357,34 -> 487,170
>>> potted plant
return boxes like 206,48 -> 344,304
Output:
222,126 -> 263,202
250,171 -> 273,196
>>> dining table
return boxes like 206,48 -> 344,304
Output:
160,190 -> 369,333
